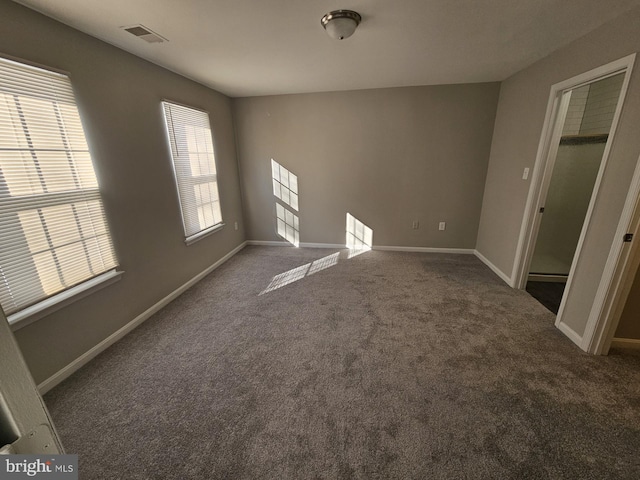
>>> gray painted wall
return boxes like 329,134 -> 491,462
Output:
233,84 -> 500,249
476,7 -> 640,338
0,2 -> 246,384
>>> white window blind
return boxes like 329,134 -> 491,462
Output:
0,57 -> 118,316
162,101 -> 223,241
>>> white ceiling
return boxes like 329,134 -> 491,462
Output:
14,0 -> 640,98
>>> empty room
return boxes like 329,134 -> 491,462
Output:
1,1 -> 640,478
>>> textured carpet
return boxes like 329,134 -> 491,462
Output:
526,281 -> 566,314
44,246 -> 640,479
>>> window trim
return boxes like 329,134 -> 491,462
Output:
185,222 -> 225,246
8,269 -> 123,331
161,99 -> 224,244
0,52 -> 71,79
0,54 -> 121,324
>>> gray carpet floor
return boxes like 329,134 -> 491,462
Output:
44,246 -> 640,479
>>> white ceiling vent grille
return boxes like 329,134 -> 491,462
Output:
122,24 -> 167,43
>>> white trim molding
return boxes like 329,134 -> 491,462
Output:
300,242 -> 345,249
581,150 -> 640,354
10,270 -> 124,332
185,223 -> 225,246
37,241 -> 247,394
247,240 -> 296,247
375,245 -> 475,254
248,240 -> 476,255
610,338 -> 640,350
474,250 -> 514,286
247,240 -> 345,249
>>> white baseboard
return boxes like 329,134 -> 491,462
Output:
374,245 -> 475,254
37,241 -> 248,395
247,240 -> 345,249
473,250 -> 513,286
301,242 -> 345,249
610,337 -> 640,349
248,240 -> 476,255
247,240 -> 292,247
556,320 -> 584,349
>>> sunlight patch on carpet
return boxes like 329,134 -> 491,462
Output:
260,252 -> 340,295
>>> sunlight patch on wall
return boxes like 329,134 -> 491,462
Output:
272,159 -> 298,211
346,213 -> 373,258
260,252 -> 340,295
276,203 -> 299,247
271,159 -> 300,246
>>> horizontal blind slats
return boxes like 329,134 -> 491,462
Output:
161,101 -> 222,238
0,57 -> 119,316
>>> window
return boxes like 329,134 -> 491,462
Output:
0,57 -> 118,319
161,101 -> 223,244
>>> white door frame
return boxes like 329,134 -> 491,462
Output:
510,53 -> 636,351
582,153 -> 640,354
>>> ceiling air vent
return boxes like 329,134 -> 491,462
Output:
122,24 -> 167,43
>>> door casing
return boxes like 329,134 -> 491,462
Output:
511,53 -> 637,353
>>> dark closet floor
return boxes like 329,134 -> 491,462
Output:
526,281 -> 566,314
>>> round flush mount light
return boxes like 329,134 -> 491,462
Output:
321,10 -> 362,40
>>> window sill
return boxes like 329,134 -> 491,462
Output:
185,223 -> 224,246
9,270 -> 124,332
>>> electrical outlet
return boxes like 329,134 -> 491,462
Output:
439,222 -> 446,231
522,168 -> 530,180
412,221 -> 419,229
234,221 -> 238,231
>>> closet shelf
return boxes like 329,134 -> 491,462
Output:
560,134 -> 609,145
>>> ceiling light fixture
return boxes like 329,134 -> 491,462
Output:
321,10 -> 361,40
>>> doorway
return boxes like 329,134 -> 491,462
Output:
511,54 -> 637,353
526,73 -> 625,314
